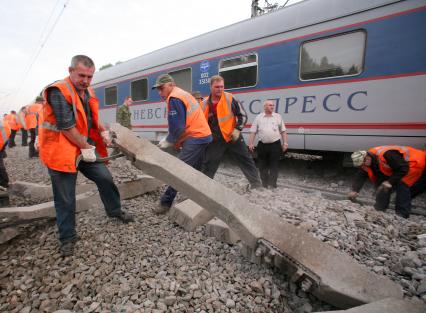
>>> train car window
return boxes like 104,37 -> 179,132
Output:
300,31 -> 365,80
219,54 -> 257,89
104,86 -> 117,106
169,68 -> 192,92
131,78 -> 148,101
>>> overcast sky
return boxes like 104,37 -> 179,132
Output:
0,0 -> 301,116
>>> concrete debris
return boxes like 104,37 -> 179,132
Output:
8,181 -> 95,203
110,123 -> 404,308
1,139 -> 425,312
0,176 -> 161,230
205,217 -> 240,245
168,199 -> 213,231
315,297 -> 425,313
0,227 -> 19,244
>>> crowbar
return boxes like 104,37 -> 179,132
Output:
75,152 -> 124,168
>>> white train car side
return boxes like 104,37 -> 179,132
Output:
91,0 -> 426,153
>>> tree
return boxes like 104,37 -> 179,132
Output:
99,63 -> 113,71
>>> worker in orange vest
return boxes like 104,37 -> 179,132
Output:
39,55 -> 134,257
152,74 -> 212,214
201,75 -> 261,189
18,106 -> 28,146
26,96 -> 44,158
2,114 -> 9,129
349,146 -> 426,218
0,120 -> 11,188
6,111 -> 20,148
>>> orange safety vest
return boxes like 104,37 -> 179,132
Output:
0,122 -> 11,150
25,102 -> 43,129
166,87 -> 211,148
2,116 -> 10,128
361,145 -> 426,187
39,77 -> 107,173
201,92 -> 236,142
6,113 -> 20,131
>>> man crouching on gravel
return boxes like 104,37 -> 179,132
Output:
348,146 -> 426,219
39,55 -> 134,257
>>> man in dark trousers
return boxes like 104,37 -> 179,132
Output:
248,100 -> 288,188
26,96 -> 44,158
7,111 -> 19,148
152,74 -> 212,213
39,55 -> 134,257
201,75 -> 261,188
348,146 -> 426,218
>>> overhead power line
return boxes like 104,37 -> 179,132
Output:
11,0 -> 71,102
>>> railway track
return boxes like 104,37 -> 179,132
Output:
217,165 -> 426,216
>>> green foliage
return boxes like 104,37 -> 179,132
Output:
99,63 -> 113,71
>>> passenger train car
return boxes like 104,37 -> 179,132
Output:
91,0 -> 426,154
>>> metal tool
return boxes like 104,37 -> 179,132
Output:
75,152 -> 125,168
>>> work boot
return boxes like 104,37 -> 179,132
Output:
59,241 -> 75,257
153,202 -> 171,215
396,210 -> 409,219
111,210 -> 135,223
250,182 -> 263,190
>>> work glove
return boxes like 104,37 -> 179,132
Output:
101,130 -> 112,146
347,191 -> 358,201
231,129 -> 241,142
376,181 -> 392,194
157,137 -> 173,149
81,145 -> 96,162
377,180 -> 392,192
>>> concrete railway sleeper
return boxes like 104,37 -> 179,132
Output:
0,176 -> 162,244
109,123 -> 412,310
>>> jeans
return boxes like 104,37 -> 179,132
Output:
48,161 -> 121,244
160,141 -> 209,207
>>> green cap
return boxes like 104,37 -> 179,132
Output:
152,74 -> 174,89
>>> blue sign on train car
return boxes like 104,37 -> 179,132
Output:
200,60 -> 209,73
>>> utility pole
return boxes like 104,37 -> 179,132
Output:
251,0 -> 291,17
251,0 -> 263,17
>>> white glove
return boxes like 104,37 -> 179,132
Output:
231,129 -> 241,142
34,136 -> 39,151
81,145 -> 96,162
101,130 -> 112,146
376,180 -> 392,194
380,181 -> 392,190
157,137 -> 173,149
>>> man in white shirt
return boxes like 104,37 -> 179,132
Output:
248,100 -> 288,188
